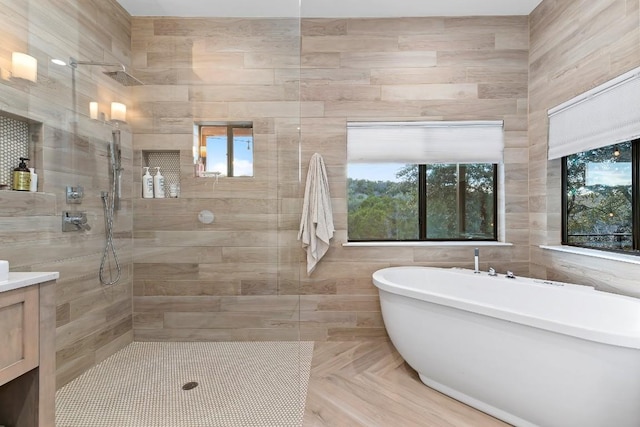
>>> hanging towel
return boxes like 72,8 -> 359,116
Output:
298,153 -> 335,275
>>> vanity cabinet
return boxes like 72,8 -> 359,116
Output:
0,286 -> 39,385
0,274 -> 58,427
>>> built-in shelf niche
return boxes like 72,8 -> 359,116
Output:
0,113 -> 40,191
142,150 -> 180,198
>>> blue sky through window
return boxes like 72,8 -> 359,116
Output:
348,163 -> 405,182
585,162 -> 631,186
206,135 -> 253,176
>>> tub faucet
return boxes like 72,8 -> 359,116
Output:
506,271 -> 516,279
474,248 -> 480,273
488,267 -> 497,276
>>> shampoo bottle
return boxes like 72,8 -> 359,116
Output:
142,167 -> 154,198
29,167 -> 37,192
12,157 -> 31,191
153,167 -> 165,198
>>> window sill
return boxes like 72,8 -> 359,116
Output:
343,241 -> 512,248
540,245 -> 640,266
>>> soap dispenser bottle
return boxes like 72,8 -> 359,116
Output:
29,167 -> 38,192
153,167 -> 165,198
12,157 -> 31,191
142,167 -> 154,198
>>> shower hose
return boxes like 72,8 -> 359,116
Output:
99,170 -> 121,286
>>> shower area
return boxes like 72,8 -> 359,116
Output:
0,0 -> 307,425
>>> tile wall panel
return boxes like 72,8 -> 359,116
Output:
131,15 -> 530,341
297,16 -> 530,340
131,17 -> 303,342
528,0 -> 640,296
0,0 -> 134,388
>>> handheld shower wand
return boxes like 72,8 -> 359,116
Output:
99,130 -> 122,286
109,130 -> 122,211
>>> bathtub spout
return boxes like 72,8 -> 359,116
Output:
474,248 -> 480,273
506,271 -> 516,279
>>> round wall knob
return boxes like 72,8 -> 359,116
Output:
198,210 -> 214,224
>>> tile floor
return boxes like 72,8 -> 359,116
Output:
55,342 -> 314,427
55,340 -> 506,427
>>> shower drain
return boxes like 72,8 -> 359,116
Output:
182,381 -> 198,391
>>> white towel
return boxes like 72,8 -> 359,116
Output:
298,153 -> 335,275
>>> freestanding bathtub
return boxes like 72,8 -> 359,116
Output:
372,266 -> 640,427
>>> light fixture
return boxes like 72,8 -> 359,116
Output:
199,145 -> 207,158
12,52 -> 37,82
51,58 -> 67,66
89,101 -> 99,120
110,102 -> 126,123
613,145 -> 620,157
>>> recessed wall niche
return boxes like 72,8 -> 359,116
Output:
142,150 -> 180,198
0,114 -> 31,190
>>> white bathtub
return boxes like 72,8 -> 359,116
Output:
372,266 -> 640,427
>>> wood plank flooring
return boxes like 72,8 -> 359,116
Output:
303,341 -> 510,427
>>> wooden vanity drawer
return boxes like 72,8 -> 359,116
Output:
0,285 -> 39,386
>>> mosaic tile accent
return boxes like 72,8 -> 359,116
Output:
0,115 -> 30,188
55,341 -> 314,427
143,151 -> 180,198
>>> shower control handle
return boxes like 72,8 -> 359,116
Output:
66,186 -> 84,204
62,211 -> 90,232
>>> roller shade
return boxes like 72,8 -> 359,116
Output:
548,66 -> 640,160
347,120 -> 504,164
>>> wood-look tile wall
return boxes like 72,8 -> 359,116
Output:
0,0 -> 134,387
529,0 -> 640,296
131,16 -> 530,341
299,17 -> 529,340
130,17 -> 303,342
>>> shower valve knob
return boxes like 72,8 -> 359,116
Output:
66,186 -> 84,204
62,211 -> 90,232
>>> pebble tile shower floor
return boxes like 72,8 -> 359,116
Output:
55,341 -> 314,427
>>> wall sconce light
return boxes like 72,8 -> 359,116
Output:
199,145 -> 207,158
89,101 -> 99,120
110,102 -> 126,123
12,52 -> 37,82
613,145 -> 620,157
90,101 -> 127,123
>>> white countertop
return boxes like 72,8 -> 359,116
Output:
0,272 -> 59,293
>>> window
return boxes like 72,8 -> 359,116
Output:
197,123 -> 253,177
562,141 -> 638,253
548,66 -> 640,254
346,121 -> 502,242
348,163 -> 497,241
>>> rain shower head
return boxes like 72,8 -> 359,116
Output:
69,57 -> 143,86
102,70 -> 143,86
